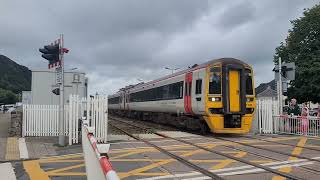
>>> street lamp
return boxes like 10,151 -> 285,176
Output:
165,67 -> 180,74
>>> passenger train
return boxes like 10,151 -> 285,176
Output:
108,58 -> 256,134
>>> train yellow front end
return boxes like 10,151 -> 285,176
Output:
204,60 -> 256,134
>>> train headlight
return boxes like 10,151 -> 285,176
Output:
209,97 -> 221,102
246,97 -> 254,102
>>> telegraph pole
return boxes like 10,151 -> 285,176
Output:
59,34 -> 65,146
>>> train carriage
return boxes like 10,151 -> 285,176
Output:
108,58 -> 256,134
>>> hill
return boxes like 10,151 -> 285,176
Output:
0,55 -> 31,94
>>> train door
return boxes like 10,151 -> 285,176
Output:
228,70 -> 240,112
192,70 -> 205,114
184,72 -> 193,114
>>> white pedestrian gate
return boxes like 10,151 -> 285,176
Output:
255,99 -> 279,134
22,95 -> 108,145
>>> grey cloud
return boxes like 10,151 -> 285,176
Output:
1,0 -> 319,94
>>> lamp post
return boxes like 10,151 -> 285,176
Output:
165,67 -> 180,74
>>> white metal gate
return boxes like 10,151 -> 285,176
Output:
256,99 -> 279,134
22,94 -> 108,145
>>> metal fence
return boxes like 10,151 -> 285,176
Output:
273,115 -> 320,136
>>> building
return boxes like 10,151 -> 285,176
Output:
22,91 -> 32,104
256,86 -> 277,100
30,69 -> 88,105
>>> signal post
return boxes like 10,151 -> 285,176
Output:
39,34 -> 69,146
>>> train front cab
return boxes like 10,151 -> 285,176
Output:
204,62 -> 256,134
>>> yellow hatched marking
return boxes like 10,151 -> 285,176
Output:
47,172 -> 86,176
40,159 -> 84,163
46,163 -> 85,174
272,137 -> 307,180
23,160 -> 50,180
210,151 -> 247,170
118,159 -> 172,178
135,172 -> 171,176
254,144 -> 289,147
41,154 -> 83,162
119,147 -> 209,178
5,137 -> 19,160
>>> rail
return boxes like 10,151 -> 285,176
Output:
110,117 -> 304,180
82,118 -> 119,180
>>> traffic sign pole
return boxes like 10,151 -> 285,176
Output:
59,34 -> 65,146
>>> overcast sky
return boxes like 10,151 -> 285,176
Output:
1,0 -> 319,95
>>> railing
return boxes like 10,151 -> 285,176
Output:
273,115 -> 320,136
82,119 -> 119,180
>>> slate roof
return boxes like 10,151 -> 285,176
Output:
257,86 -> 277,98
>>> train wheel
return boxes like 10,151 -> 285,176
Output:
200,121 -> 209,135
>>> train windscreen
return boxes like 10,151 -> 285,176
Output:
209,67 -> 221,94
245,69 -> 254,95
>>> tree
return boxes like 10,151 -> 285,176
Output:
0,88 -> 18,104
274,4 -> 320,103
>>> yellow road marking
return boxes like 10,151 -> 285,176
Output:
41,153 -> 83,161
118,159 -> 173,178
46,163 -> 85,174
5,137 -> 19,160
210,151 -> 247,170
119,146 -> 210,178
23,160 -> 50,180
47,172 -> 86,176
272,137 -> 307,180
135,172 -> 170,176
40,159 -> 84,163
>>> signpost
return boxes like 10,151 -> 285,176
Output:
39,34 -> 69,146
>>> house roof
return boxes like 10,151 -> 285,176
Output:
257,86 -> 277,98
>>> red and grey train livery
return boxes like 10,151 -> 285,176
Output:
108,58 -> 256,134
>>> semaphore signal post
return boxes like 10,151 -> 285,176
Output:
39,34 -> 69,146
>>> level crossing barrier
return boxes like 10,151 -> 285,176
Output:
82,118 -> 119,180
273,115 -> 320,136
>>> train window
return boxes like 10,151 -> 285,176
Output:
246,73 -> 254,95
129,81 -> 184,102
108,96 -> 120,104
195,79 -> 202,94
209,67 -> 221,94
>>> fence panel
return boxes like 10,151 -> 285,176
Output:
22,104 -> 64,136
256,99 -> 279,134
22,95 -> 108,145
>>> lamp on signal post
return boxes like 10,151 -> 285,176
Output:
39,44 -> 60,68
165,67 -> 180,74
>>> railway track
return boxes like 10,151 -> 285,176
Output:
109,121 -> 224,180
109,116 -> 306,180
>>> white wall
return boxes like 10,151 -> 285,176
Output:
31,70 -> 88,105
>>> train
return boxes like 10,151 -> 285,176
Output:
108,58 -> 256,134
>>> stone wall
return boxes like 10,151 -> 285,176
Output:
9,107 -> 23,137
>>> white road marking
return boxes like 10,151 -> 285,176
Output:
0,163 -> 17,180
138,156 -> 320,180
18,138 -> 29,159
